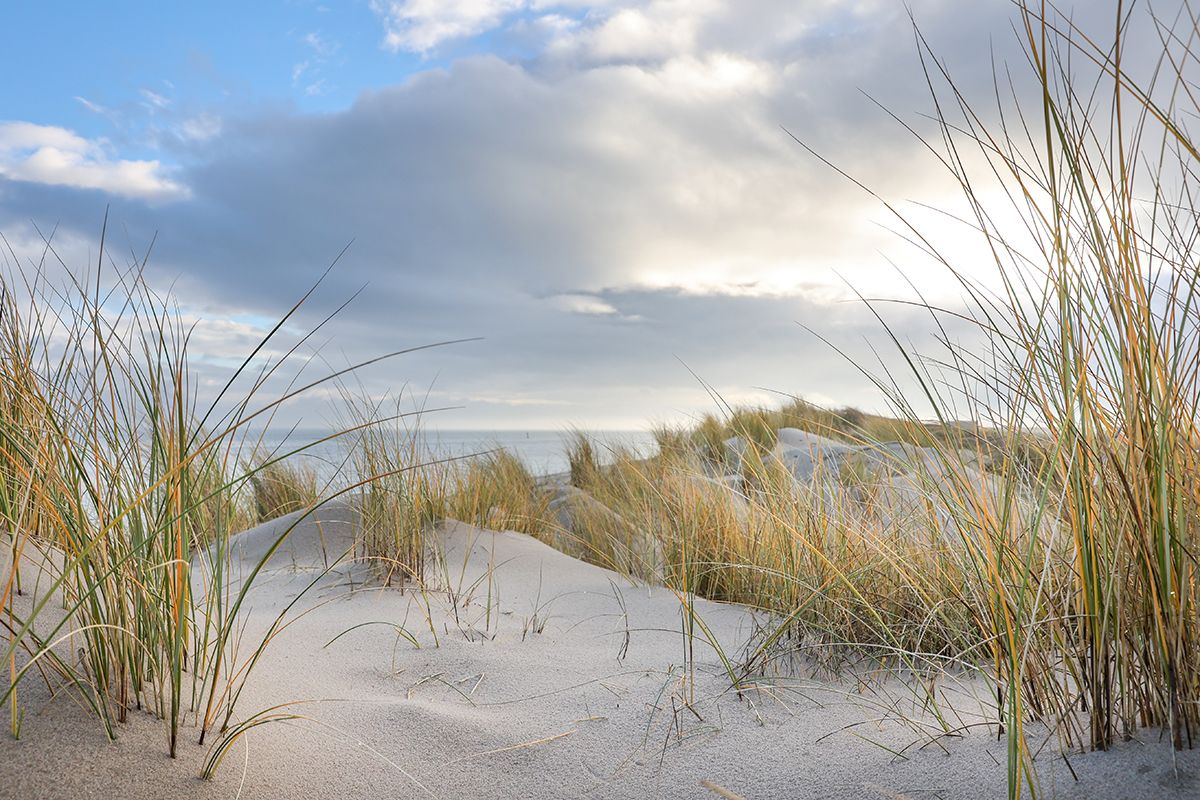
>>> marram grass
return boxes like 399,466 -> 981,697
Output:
0,240 -> 458,770
443,5 -> 1200,799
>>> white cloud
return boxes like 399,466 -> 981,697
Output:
293,30 -> 340,94
464,391 -> 574,406
372,0 -> 529,53
544,3 -> 706,63
0,121 -> 188,202
140,88 -> 171,110
305,79 -> 331,96
302,31 -> 339,57
74,96 -> 112,116
548,293 -> 619,315
176,113 -> 223,142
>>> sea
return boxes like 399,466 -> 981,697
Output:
254,428 -> 658,483
415,429 -> 656,476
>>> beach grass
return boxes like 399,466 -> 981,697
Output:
852,1 -> 1200,791
247,456 -> 319,524
0,241 -> 455,767
437,4 -> 1200,798
445,449 -> 552,536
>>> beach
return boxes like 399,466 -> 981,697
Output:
4,502 -> 1196,799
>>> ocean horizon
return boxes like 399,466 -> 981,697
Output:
255,427 -> 659,479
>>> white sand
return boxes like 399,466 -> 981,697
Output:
2,503 -> 1197,799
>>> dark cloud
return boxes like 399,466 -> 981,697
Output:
0,1 -> 1154,427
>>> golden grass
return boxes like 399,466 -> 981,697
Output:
443,9 -> 1200,799
445,449 -> 551,536
856,3 -> 1200,792
551,442 -> 984,658
247,456 -> 319,523
339,401 -> 443,586
0,243 -> 454,770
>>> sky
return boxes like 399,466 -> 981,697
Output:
0,1 -> 1154,430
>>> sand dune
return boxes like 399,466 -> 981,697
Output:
2,503 -> 1196,799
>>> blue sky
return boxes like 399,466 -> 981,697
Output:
0,1 -> 1135,429
5,2 -> 428,152
3,1 -> 590,150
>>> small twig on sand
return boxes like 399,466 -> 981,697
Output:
447,729 -> 576,764
699,779 -> 748,800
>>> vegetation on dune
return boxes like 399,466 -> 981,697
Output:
246,456 -> 319,524
340,402 -> 444,586
0,259 -> 268,756
425,4 -> 1200,798
530,424 -> 990,654
0,239 -> 456,771
445,449 -> 551,536
662,397 -> 995,461
870,2 -> 1200,790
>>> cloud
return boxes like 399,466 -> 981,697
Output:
0,1 -> 1151,426
293,29 -> 341,95
140,88 -> 171,111
302,31 -> 339,57
304,79 -> 331,96
0,121 -> 188,202
549,293 -> 620,315
372,0 -> 529,53
176,114 -> 223,142
543,3 -> 705,64
74,96 -> 113,117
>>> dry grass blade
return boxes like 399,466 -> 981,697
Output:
0,237 -> 462,774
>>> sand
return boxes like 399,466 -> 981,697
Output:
2,503 -> 1197,799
